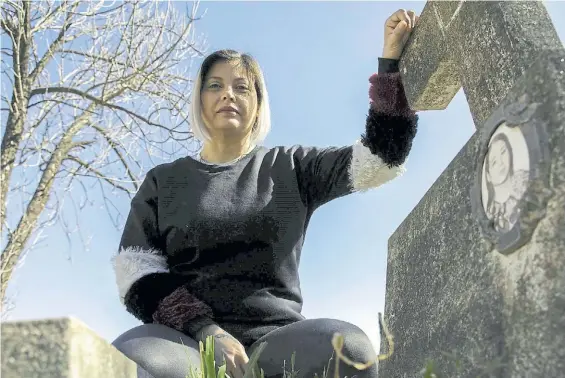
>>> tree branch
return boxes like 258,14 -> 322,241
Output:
64,155 -> 133,195
0,17 -> 15,34
29,3 -> 78,83
58,49 -> 128,67
31,1 -> 68,33
29,85 -> 190,135
91,124 -> 139,192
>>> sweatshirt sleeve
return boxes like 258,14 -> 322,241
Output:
352,57 -> 418,189
112,168 -> 214,330
293,58 -> 418,209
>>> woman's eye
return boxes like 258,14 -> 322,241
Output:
237,85 -> 249,91
208,83 -> 220,89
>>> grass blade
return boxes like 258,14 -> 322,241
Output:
244,341 -> 268,378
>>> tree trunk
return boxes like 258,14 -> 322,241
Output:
0,106 -> 95,302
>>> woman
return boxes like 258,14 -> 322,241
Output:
112,9 -> 419,378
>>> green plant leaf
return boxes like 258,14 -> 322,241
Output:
205,336 -> 217,378
243,341 -> 268,378
200,341 -> 206,377
218,363 -> 227,378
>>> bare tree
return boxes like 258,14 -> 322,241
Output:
0,0 -> 206,305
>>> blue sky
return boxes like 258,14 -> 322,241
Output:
6,1 -> 565,352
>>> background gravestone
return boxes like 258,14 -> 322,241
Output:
378,1 -> 565,377
1,317 -> 153,378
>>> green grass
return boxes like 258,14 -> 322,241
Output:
182,313 -> 506,378
184,336 -> 267,378
184,313 -> 396,378
186,336 -> 334,378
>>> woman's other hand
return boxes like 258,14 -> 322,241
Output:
198,324 -> 249,378
382,9 -> 419,60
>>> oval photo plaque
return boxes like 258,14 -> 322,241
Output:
470,94 -> 551,255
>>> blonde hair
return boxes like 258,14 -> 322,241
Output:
190,50 -> 271,144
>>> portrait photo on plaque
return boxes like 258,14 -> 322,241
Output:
480,122 -> 530,233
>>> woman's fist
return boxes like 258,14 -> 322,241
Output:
382,9 -> 419,60
198,324 -> 249,378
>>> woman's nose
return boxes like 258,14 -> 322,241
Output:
222,87 -> 235,100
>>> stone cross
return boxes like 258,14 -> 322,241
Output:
378,1 -> 565,377
399,0 -> 563,127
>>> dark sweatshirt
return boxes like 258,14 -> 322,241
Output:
113,58 -> 418,346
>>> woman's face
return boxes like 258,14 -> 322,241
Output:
200,61 -> 258,139
487,138 -> 511,185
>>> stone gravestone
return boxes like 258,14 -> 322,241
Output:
377,1 -> 565,377
1,317 -> 154,378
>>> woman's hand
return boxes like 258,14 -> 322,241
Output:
198,324 -> 249,378
382,9 -> 419,60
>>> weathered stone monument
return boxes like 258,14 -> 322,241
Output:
1,317 -> 153,378
378,1 -> 565,377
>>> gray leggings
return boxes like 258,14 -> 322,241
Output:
112,318 -> 378,378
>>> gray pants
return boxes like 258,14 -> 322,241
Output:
112,318 -> 378,378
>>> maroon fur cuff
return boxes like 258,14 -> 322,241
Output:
369,73 -> 415,118
361,72 -> 418,167
152,286 -> 214,332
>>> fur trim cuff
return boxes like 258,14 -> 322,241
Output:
349,140 -> 406,192
112,246 -> 169,304
152,286 -> 214,332
124,273 -> 183,323
361,108 -> 418,167
369,72 -> 413,117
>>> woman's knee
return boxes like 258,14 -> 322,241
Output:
313,318 -> 377,362
112,323 -> 196,346
254,318 -> 377,377
112,324 -> 201,378
263,318 -> 376,359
